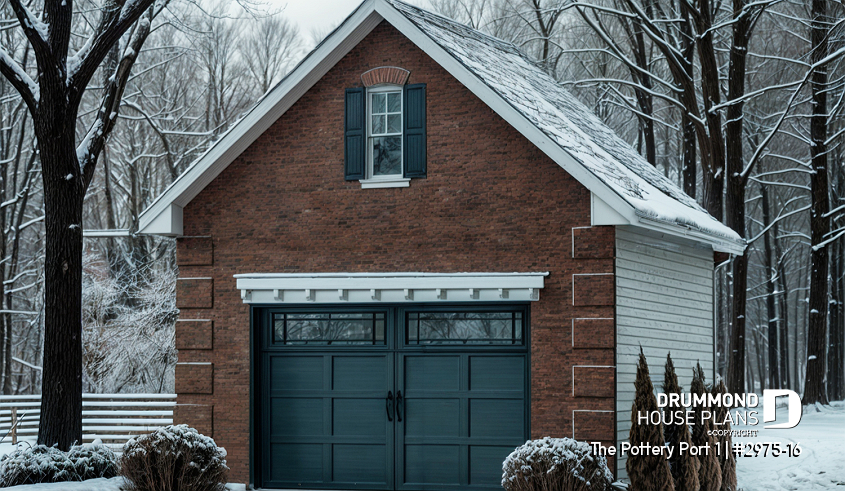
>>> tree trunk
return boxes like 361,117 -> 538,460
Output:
692,0 -> 725,222
679,10 -> 696,199
802,0 -> 830,406
762,185 -> 781,389
629,20 -> 656,167
724,0 -> 753,395
774,215 -> 791,389
37,131 -> 84,450
726,180 -> 747,394
829,234 -> 843,400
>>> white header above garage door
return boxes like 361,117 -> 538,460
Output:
234,272 -> 549,304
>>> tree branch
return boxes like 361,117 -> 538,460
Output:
0,48 -> 39,113
79,6 -> 154,190
67,0 -> 157,101
6,0 -> 56,74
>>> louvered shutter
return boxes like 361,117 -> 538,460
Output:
403,84 -> 426,178
344,88 -> 366,180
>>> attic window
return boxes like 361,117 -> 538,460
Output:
368,86 -> 403,179
344,83 -> 426,187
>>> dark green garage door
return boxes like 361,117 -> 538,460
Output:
258,306 -> 529,490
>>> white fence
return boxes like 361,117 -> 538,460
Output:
0,393 -> 176,449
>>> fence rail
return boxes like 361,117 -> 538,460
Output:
0,393 -> 176,449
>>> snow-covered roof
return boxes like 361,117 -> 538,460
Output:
137,0 -> 744,254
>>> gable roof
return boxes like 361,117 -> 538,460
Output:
137,0 -> 744,254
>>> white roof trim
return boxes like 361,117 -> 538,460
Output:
235,272 -> 548,304
137,0 -> 743,254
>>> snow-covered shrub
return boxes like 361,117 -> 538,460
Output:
120,424 -> 228,491
67,441 -> 119,481
0,441 -> 118,486
502,437 -> 613,491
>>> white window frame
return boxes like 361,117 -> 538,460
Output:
362,85 -> 409,188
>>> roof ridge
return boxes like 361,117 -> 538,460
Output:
385,0 -> 521,52
385,0 -> 558,85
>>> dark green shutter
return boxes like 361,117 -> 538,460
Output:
344,88 -> 366,180
403,84 -> 426,178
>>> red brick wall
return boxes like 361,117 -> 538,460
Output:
174,21 -> 616,484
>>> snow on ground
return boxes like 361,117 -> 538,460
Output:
735,401 -> 845,490
0,403 -> 841,490
0,477 -> 246,490
0,441 -> 246,491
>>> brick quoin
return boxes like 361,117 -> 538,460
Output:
175,320 -> 213,350
176,278 -> 213,309
173,404 -> 214,437
572,226 -> 614,259
573,274 -> 615,306
174,22 -> 617,483
175,363 -> 213,394
176,236 -> 213,266
573,318 -> 614,349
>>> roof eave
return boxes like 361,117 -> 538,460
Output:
633,214 -> 746,255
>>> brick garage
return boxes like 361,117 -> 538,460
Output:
140,0 -> 743,486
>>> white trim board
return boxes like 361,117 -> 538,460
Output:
136,0 -> 744,255
235,272 -> 548,304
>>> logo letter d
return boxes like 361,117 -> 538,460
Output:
763,389 -> 802,429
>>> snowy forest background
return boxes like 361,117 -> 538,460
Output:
0,0 -> 841,402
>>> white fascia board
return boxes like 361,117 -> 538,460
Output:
235,272 -> 548,290
633,215 -> 745,255
139,204 -> 183,236
235,272 -> 548,304
137,1 -> 383,235
591,192 -> 629,226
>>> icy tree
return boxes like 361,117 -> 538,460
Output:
81,252 -> 178,394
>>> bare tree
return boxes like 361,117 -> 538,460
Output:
802,0 -> 832,405
0,0 -> 166,449
241,16 -> 303,95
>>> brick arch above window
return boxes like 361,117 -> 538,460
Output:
361,66 -> 411,87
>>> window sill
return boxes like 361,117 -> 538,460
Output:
360,178 -> 410,189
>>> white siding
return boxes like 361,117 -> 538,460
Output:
615,227 -> 715,479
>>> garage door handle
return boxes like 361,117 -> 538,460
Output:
386,391 -> 394,421
396,390 -> 403,422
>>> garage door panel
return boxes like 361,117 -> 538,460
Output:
404,445 -> 461,485
333,398 -> 387,437
469,446 -> 512,485
333,356 -> 389,391
333,444 -> 388,483
268,443 -> 323,483
469,399 -> 524,438
270,398 -> 324,436
404,356 -> 461,391
269,356 -> 324,391
470,356 -> 524,391
404,398 -> 460,437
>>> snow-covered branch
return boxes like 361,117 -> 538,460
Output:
0,48 -> 39,111
67,0 -> 158,97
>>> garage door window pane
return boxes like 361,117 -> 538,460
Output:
274,312 -> 386,345
406,311 -> 523,345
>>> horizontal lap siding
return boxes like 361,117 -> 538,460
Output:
615,227 -> 714,479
